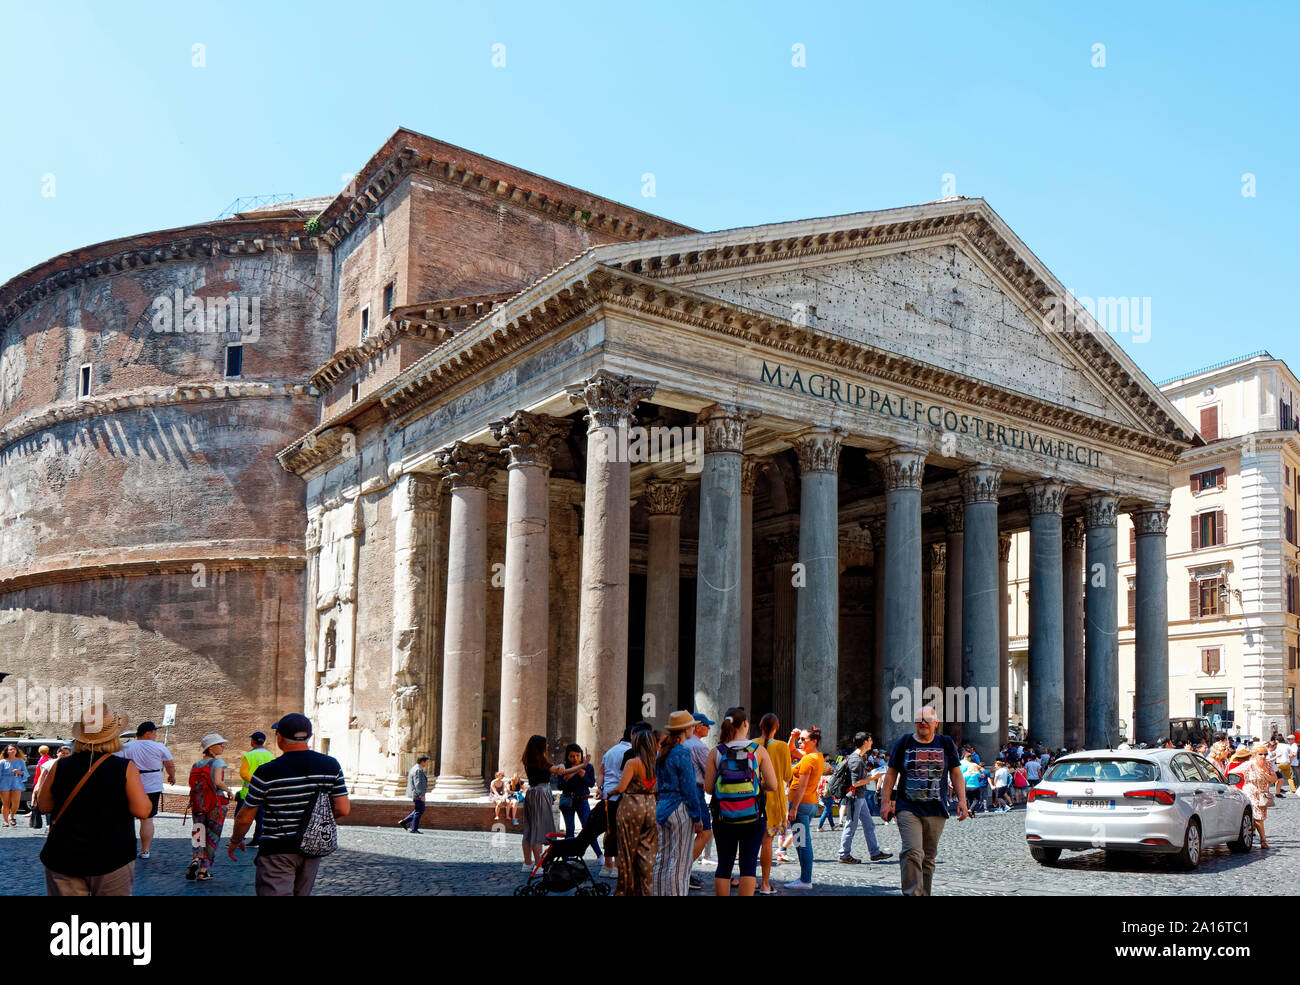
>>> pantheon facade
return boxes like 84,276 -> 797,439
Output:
1,128 -> 1198,792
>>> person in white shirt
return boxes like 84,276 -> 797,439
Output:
116,721 -> 175,858
596,726 -> 634,880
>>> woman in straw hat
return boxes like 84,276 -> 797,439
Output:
187,734 -> 235,881
652,711 -> 704,895
36,702 -> 152,896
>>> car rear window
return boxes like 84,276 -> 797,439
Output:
1042,758 -> 1159,782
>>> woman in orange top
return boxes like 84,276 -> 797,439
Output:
784,727 -> 825,889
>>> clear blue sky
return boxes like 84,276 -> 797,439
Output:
3,0 -> 1295,383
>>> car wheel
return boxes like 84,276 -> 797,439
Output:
1175,818 -> 1201,870
1227,810 -> 1254,854
1029,845 -> 1061,865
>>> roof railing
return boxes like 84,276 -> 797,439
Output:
1158,350 -> 1273,386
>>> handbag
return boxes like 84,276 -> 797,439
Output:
297,786 -> 338,858
29,803 -> 42,829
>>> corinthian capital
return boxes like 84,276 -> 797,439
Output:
566,371 -> 656,431
1131,504 -> 1170,537
490,411 -> 571,469
790,429 -> 843,475
1082,493 -> 1118,529
433,441 -> 504,489
697,404 -> 758,454
740,456 -> 769,495
958,464 -> 1002,504
935,499 -> 964,534
1063,517 -> 1086,550
644,479 -> 688,516
1024,480 -> 1068,517
875,445 -> 926,491
998,533 -> 1012,563
928,542 -> 947,570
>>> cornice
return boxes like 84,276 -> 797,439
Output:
0,549 -> 305,594
315,142 -> 692,251
1,380 -> 316,455
309,293 -> 510,391
0,223 -> 328,331
1177,431 -> 1300,467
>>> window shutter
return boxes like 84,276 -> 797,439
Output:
1191,515 -> 1200,550
1200,406 -> 1219,440
1214,468 -> 1225,487
1127,585 -> 1136,626
1216,511 -> 1226,546
1191,473 -> 1200,494
1189,579 -> 1200,619
1219,577 -> 1229,615
1129,526 -> 1136,559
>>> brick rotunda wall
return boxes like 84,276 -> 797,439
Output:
0,232 -> 333,773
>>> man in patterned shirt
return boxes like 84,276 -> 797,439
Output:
227,714 -> 350,896
878,706 -> 966,896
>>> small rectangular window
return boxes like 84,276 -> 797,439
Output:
351,382 -> 360,404
78,364 -> 92,398
1200,406 -> 1219,441
383,282 -> 395,314
1201,647 -> 1221,675
225,344 -> 243,378
360,306 -> 370,341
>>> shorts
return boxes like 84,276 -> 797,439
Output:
146,792 -> 161,818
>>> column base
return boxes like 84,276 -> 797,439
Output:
432,774 -> 488,800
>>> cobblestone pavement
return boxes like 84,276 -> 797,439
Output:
4,796 -> 1297,896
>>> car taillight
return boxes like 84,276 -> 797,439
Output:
1027,788 -> 1056,803
1123,789 -> 1176,805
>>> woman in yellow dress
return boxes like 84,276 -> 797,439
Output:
756,713 -> 792,895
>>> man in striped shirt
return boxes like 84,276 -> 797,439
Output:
228,714 -> 350,896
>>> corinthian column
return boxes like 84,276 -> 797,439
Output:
960,463 -> 1001,767
694,405 -> 756,741
876,445 -> 926,752
568,372 -> 656,760
864,517 -> 885,737
936,500 -> 964,742
1133,504 -> 1170,747
740,457 -> 767,712
1025,480 -> 1068,751
1062,518 -> 1086,749
643,478 -> 687,725
432,442 -> 502,798
792,429 -> 842,743
388,471 -> 441,787
491,411 -> 570,775
1083,493 -> 1119,748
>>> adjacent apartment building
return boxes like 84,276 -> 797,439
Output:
1010,350 -> 1300,741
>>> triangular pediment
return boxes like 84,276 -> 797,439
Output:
593,199 -> 1198,447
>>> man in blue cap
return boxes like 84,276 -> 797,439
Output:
685,711 -> 717,882
228,713 -> 350,896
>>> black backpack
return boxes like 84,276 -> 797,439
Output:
828,755 -> 855,800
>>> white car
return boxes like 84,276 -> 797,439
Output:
1024,748 -> 1254,869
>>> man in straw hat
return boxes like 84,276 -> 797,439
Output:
37,702 -> 153,896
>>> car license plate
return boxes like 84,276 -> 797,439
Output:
1067,798 -> 1115,810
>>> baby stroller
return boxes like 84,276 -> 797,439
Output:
514,829 -> 610,896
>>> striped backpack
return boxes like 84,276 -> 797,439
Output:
714,741 -> 761,824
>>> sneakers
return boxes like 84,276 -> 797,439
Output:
784,879 -> 813,890
869,852 -> 894,861
838,854 -> 862,864
599,867 -> 618,879
521,863 -> 534,872
137,851 -> 150,860
398,817 -> 411,830
408,829 -> 422,834
688,875 -> 704,890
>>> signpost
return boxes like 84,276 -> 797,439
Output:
161,703 -> 176,744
